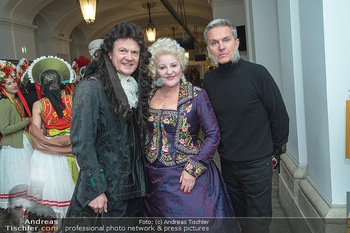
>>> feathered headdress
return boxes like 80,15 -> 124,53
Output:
72,56 -> 91,76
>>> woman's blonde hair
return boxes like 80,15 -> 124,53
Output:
147,37 -> 188,85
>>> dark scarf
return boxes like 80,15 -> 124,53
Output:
41,81 -> 64,118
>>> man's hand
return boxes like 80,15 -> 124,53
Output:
88,193 -> 108,214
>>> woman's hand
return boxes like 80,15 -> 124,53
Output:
179,170 -> 196,194
88,193 -> 108,214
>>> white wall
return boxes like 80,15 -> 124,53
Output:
322,0 -> 350,204
244,0 -> 282,90
299,0 -> 332,200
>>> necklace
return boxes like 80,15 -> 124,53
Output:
2,90 -> 26,119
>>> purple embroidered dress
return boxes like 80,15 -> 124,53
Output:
144,82 -> 237,218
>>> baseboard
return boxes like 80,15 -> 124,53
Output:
279,152 -> 347,233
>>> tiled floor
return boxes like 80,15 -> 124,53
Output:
270,168 -> 294,233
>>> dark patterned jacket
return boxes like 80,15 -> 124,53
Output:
65,77 -> 146,217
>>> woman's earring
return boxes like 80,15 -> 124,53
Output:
156,78 -> 164,87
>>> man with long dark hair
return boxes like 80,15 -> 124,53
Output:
65,22 -> 151,219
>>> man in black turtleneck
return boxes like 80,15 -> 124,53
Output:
203,19 -> 289,233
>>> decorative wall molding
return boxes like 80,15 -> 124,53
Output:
280,152 -> 307,198
279,153 -> 347,233
38,36 -> 72,43
0,18 -> 37,30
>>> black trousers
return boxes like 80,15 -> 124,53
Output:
96,197 -> 143,233
63,198 -> 143,233
105,197 -> 142,217
221,156 -> 273,233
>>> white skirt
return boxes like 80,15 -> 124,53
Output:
0,133 -> 33,209
25,147 -> 78,218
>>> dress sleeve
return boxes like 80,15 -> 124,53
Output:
70,79 -> 107,208
259,67 -> 289,153
0,100 -> 29,136
183,89 -> 220,178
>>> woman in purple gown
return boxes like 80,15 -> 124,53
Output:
144,38 -> 239,230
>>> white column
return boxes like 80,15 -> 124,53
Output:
277,0 -> 307,166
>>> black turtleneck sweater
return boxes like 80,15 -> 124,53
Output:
203,59 -> 289,162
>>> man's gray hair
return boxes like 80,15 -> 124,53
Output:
203,19 -> 238,44
204,19 -> 240,65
